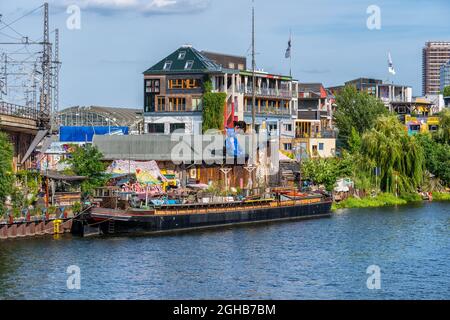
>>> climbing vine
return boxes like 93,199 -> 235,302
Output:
202,77 -> 226,133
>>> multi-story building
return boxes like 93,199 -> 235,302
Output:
294,83 -> 336,158
142,45 -> 298,149
440,60 -> 450,93
423,41 -> 450,95
345,78 -> 382,96
330,78 -> 412,112
376,83 -> 413,110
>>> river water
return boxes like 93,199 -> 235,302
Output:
0,202 -> 448,300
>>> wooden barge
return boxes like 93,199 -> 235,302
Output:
72,191 -> 332,237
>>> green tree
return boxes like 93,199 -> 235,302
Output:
301,155 -> 355,191
416,133 -> 450,187
347,127 -> 362,154
334,85 -> 389,146
442,85 -> 450,97
435,108 -> 450,144
0,132 -> 14,215
361,115 -> 425,193
65,144 -> 109,194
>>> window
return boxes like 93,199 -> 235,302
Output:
319,143 -> 324,151
170,123 -> 185,133
163,61 -> 172,70
184,60 -> 194,70
228,62 -> 235,69
169,97 -> 186,111
148,123 -> 165,133
145,79 -> 160,93
429,125 -> 438,132
145,95 -> 155,112
157,96 -> 166,111
284,123 -> 292,132
178,51 -> 186,60
312,145 -> 318,155
192,98 -> 203,111
168,79 -> 200,89
284,143 -> 292,151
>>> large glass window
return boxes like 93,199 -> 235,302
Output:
169,97 -> 186,111
157,96 -> 166,112
168,79 -> 200,89
145,94 -> 155,112
145,79 -> 160,93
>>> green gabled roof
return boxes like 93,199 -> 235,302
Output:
143,46 -> 224,74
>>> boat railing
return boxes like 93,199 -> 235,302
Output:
154,196 -> 327,216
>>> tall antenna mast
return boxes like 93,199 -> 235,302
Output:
251,0 -> 256,133
52,28 -> 60,132
40,2 -> 52,130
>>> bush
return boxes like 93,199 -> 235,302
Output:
399,192 -> 422,203
432,192 -> 450,201
333,193 -> 409,210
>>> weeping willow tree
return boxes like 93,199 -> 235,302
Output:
361,116 -> 425,194
435,108 -> 450,144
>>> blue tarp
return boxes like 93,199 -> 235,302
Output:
59,126 -> 129,142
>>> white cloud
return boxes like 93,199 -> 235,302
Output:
52,0 -> 209,14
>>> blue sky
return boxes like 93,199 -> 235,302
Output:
1,0 -> 450,108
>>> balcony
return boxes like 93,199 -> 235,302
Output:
295,130 -> 337,139
238,85 -> 293,99
244,105 -> 291,116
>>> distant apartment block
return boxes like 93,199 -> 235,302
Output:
440,60 -> 450,94
423,41 -> 450,95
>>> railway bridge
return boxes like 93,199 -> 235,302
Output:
0,102 -> 41,171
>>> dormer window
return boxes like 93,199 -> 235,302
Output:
184,60 -> 194,70
163,61 -> 172,70
178,51 -> 186,60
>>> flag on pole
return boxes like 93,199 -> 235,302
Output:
388,52 -> 396,75
285,36 -> 292,59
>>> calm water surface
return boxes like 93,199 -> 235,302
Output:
0,202 -> 449,300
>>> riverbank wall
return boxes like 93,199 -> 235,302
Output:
0,218 -> 73,240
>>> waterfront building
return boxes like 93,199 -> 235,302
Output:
142,45 -> 298,149
440,60 -> 450,93
295,83 -> 336,158
423,41 -> 450,95
345,77 -> 382,95
330,77 -> 413,112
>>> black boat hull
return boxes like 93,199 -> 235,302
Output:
73,201 -> 332,237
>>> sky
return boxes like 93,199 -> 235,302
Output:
1,0 -> 450,109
